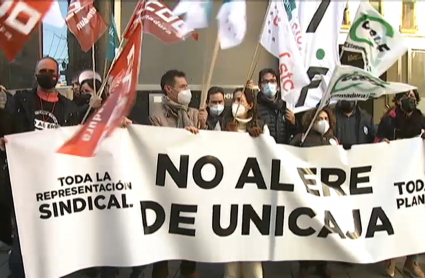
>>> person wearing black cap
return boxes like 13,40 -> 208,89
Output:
376,89 -> 425,278
334,100 -> 375,146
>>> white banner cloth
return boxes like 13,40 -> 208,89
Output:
6,125 -> 425,278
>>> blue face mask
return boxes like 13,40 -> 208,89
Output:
263,83 -> 277,97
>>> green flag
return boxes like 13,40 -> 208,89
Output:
106,15 -> 119,62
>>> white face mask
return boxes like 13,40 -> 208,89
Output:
177,89 -> 192,105
209,104 -> 224,116
232,103 -> 247,118
314,120 -> 330,135
263,83 -> 278,98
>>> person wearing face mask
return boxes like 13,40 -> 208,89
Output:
1,57 -> 81,278
74,70 -> 104,122
256,68 -> 297,144
206,86 -> 230,130
376,90 -> 425,278
290,107 -> 338,147
290,107 -> 336,278
224,87 -> 266,278
148,69 -> 203,278
71,73 -> 80,99
150,70 -> 207,135
334,100 -> 375,146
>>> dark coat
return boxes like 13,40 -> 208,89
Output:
5,88 -> 80,133
256,92 -> 297,144
376,107 -> 425,141
334,106 -> 375,145
290,130 -> 336,148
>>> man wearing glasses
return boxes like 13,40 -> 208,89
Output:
255,68 -> 297,144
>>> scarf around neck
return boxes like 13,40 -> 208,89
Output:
163,97 -> 193,128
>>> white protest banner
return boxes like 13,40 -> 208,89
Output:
342,2 -> 408,77
327,65 -> 417,101
6,125 -> 425,278
294,0 -> 346,113
284,0 -> 303,54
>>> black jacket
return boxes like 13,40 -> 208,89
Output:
206,106 -> 231,130
257,92 -> 297,144
290,131 -> 335,147
5,88 -> 80,133
334,106 -> 375,145
376,107 -> 425,141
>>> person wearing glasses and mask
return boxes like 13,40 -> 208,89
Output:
334,100 -> 375,146
255,68 -> 297,144
205,86 -> 230,130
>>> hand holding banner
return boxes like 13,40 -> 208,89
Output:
0,0 -> 53,60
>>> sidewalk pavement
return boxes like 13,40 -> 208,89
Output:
0,248 -> 423,278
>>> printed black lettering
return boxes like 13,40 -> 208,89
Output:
297,168 -> 320,196
346,209 -> 363,239
317,211 -> 346,239
377,44 -> 390,52
241,205 -> 271,236
140,201 -> 165,235
394,182 -> 405,195
169,203 -> 197,237
296,67 -> 329,108
36,193 -> 43,202
155,154 -> 189,188
289,207 -> 316,236
350,166 -> 372,195
271,160 -> 294,192
94,195 -> 106,209
107,194 -> 121,209
406,181 -> 415,194
192,155 -> 223,189
365,207 -> 394,238
59,200 -> 72,216
417,180 -> 424,192
212,204 -> 238,237
58,177 -> 65,186
39,204 -> 52,219
73,198 -> 86,213
306,0 -> 330,33
396,198 -> 404,209
235,158 -> 266,190
321,168 -> 346,196
275,206 -> 285,236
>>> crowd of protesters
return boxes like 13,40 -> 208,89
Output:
0,57 -> 424,278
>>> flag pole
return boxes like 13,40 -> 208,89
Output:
80,45 -> 98,124
200,33 -> 220,108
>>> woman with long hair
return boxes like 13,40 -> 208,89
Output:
290,106 -> 338,147
224,87 -> 265,278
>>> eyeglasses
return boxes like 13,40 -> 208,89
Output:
261,79 -> 277,85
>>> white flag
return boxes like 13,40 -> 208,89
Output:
173,0 -> 213,32
216,0 -> 247,49
342,2 -> 408,77
284,0 -> 303,54
43,0 -> 65,28
292,1 -> 346,113
259,0 -> 309,106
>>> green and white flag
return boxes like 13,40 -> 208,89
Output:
283,0 -> 302,54
216,0 -> 246,49
326,65 -> 416,101
343,2 -> 408,77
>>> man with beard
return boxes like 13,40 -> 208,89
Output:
205,86 -> 230,130
334,100 -> 375,146
256,68 -> 297,144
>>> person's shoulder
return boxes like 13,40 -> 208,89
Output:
290,133 -> 302,146
14,88 -> 35,98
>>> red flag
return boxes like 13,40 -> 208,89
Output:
0,0 -> 53,60
57,25 -> 143,157
66,0 -> 107,52
123,0 -> 198,43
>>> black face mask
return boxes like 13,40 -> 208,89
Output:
400,98 -> 416,113
36,73 -> 58,90
74,93 -> 91,105
339,100 -> 356,113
